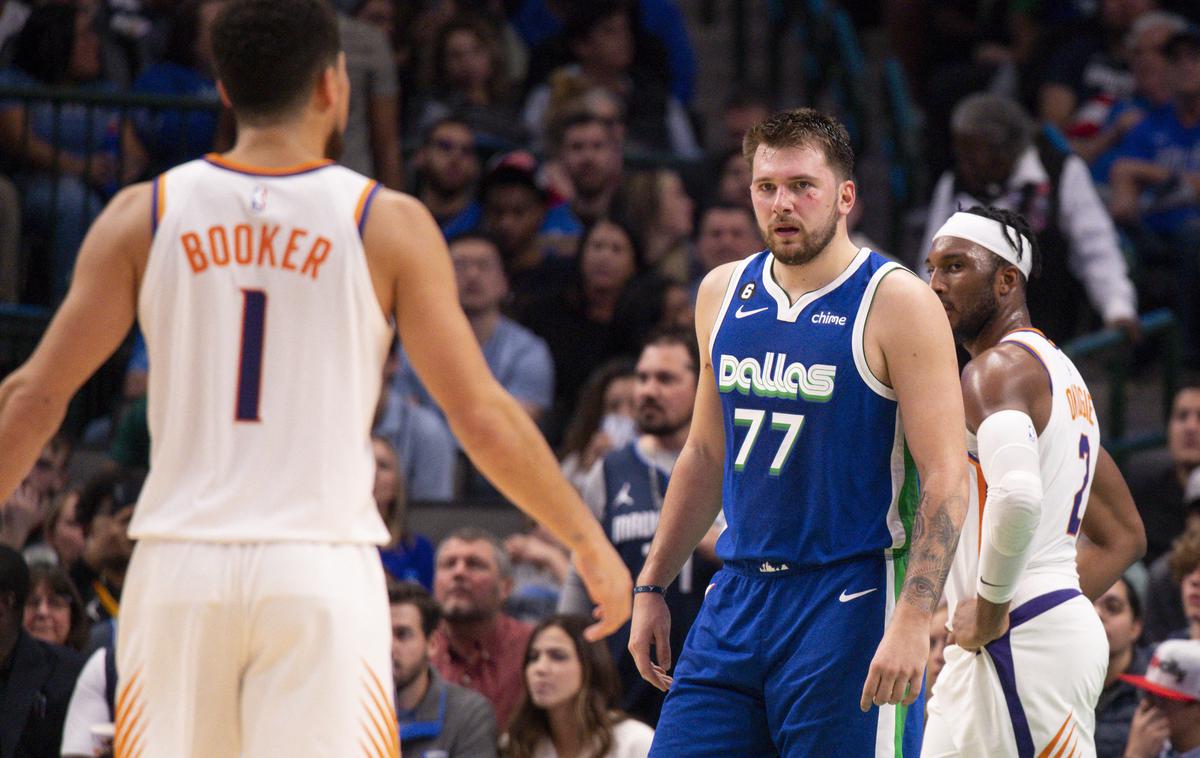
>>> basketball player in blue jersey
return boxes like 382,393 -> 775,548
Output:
922,206 -> 1145,757
629,108 -> 970,756
0,0 -> 630,754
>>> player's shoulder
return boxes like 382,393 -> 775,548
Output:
961,341 -> 1048,423
870,260 -> 933,305
697,259 -> 745,300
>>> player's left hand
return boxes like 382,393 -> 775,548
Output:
947,597 -> 1009,652
860,606 -> 928,711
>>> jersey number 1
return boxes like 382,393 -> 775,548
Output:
236,289 -> 267,422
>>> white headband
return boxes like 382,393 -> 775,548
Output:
933,212 -> 1033,278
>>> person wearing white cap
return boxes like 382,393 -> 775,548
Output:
1121,639 -> 1200,758
922,205 -> 1147,758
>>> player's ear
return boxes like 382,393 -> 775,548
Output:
215,80 -> 232,110
839,178 -> 856,215
996,264 -> 1021,297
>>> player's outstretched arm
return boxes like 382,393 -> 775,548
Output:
364,190 -> 630,640
860,271 -> 968,711
628,262 -> 732,691
0,184 -> 148,502
1077,445 -> 1145,600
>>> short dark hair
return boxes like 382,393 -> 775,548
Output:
388,581 -> 441,638
961,205 -> 1043,280
642,326 -> 700,379
447,231 -> 504,259
548,111 -> 612,157
742,108 -> 855,180
700,202 -> 756,227
75,468 -> 145,533
211,0 -> 341,123
421,114 -> 475,147
0,545 -> 30,616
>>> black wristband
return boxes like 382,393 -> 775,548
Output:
634,584 -> 665,595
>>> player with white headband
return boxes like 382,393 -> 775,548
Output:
921,205 -> 1146,758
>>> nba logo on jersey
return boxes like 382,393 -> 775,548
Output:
250,185 -> 268,213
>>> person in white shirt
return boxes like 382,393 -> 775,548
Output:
504,614 -> 654,758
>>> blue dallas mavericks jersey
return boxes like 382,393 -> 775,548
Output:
710,248 -> 920,566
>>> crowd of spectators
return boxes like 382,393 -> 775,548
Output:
5,0 -> 1200,756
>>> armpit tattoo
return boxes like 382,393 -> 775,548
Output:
900,494 -> 963,614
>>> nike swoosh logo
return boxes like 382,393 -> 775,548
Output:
838,588 -> 878,603
735,305 -> 769,319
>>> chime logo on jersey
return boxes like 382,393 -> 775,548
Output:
716,352 -> 837,401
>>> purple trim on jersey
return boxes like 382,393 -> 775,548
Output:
357,182 -> 382,237
1005,340 -> 1053,394
1009,588 -> 1081,629
984,589 -> 1082,758
985,636 -> 1034,758
150,175 -> 160,234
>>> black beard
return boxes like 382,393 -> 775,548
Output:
951,287 -> 999,346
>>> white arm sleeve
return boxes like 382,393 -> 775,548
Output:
976,409 -> 1044,604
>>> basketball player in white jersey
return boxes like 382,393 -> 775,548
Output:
922,206 -> 1146,758
0,0 -> 631,754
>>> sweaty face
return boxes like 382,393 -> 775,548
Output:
750,145 -> 844,267
433,538 -> 508,623
525,625 -> 584,712
926,237 -> 1002,345
634,344 -> 696,437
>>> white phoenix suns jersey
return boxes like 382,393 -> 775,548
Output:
131,155 -> 392,544
944,328 -> 1101,616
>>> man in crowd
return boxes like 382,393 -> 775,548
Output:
76,468 -> 142,652
550,112 -> 625,231
560,328 -> 722,726
1120,639 -> 1200,758
392,582 -> 497,757
414,117 -> 482,239
689,203 -> 761,290
431,527 -> 533,728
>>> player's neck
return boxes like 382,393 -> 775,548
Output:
964,305 -> 1032,359
221,122 -> 332,169
769,232 -> 859,301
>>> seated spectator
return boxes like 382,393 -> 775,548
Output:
923,92 -> 1138,342
393,232 -> 555,424
526,218 -> 642,441
522,1 -> 699,159
1108,27 -> 1200,361
689,203 -> 760,290
1131,380 -> 1200,564
0,3 -> 145,302
1084,12 -> 1188,183
60,644 -> 116,758
504,525 -> 571,624
40,489 -> 86,575
74,468 -> 141,649
374,436 -> 435,590
1147,504 -> 1200,645
503,613 -> 654,757
414,116 -> 483,238
709,147 -> 752,211
0,544 -> 85,758
0,171 -> 19,302
546,112 -> 625,233
130,0 -> 223,176
413,13 -> 526,151
480,153 -> 574,319
374,376 -> 458,502
22,562 -> 87,651
391,582 -> 499,757
1,435 -> 71,553
558,358 -> 636,490
1119,639 -> 1200,758
620,168 -> 694,284
1168,517 -> 1200,642
711,89 -> 769,154
431,527 -> 534,728
1095,577 -> 1152,758
337,0 -> 402,188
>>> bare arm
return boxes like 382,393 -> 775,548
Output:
0,184 -> 147,502
1109,158 -> 1172,222
1077,446 -> 1146,600
860,271 -> 968,710
628,262 -> 733,689
368,93 -> 403,191
1039,84 -> 1078,130
364,191 -> 630,638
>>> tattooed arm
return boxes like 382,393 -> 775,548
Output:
858,270 -> 969,711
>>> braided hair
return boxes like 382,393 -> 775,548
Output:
961,205 -> 1041,280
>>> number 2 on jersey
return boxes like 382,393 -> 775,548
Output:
235,289 -> 267,422
733,408 -> 805,476
1066,434 -> 1091,536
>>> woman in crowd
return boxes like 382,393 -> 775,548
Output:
23,562 -> 88,651
557,358 -> 636,491
620,168 -> 694,284
504,614 -> 654,758
373,435 -> 435,590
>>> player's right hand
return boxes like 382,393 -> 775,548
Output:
573,540 -> 632,642
629,592 -> 673,692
